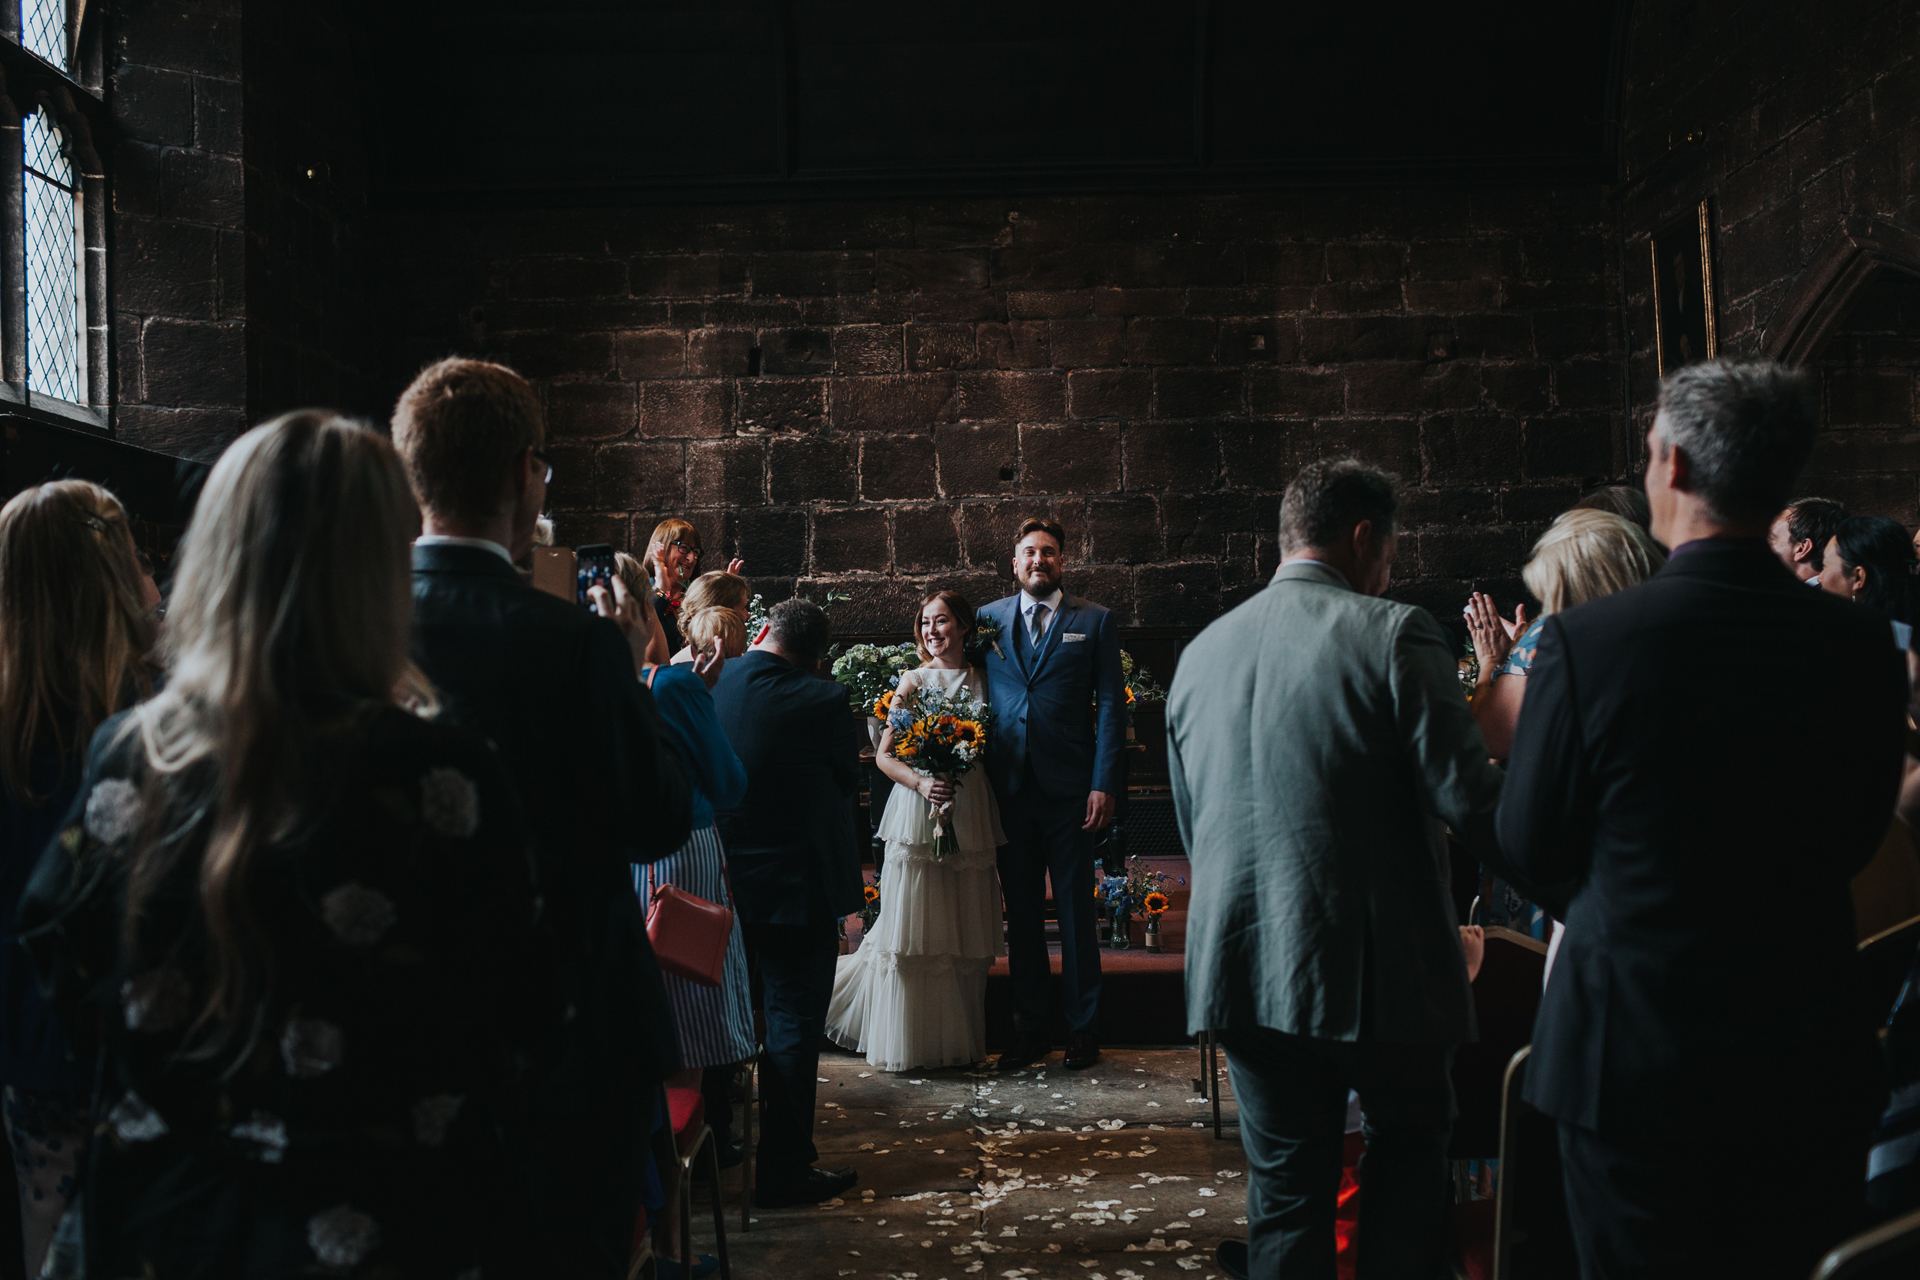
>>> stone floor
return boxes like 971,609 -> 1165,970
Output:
687,1046 -> 1246,1280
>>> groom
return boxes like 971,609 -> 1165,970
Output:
980,517 -> 1127,1071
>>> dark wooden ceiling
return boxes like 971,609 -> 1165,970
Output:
353,0 -> 1630,205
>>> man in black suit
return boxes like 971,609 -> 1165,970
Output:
709,598 -> 864,1207
392,357 -> 693,1279
1498,360 -> 1908,1280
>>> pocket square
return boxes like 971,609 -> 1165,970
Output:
1063,633 -> 1087,642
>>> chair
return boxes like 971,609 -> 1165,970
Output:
1193,1028 -> 1227,1138
1811,1206 -> 1920,1279
1453,1047 -> 1578,1280
736,1055 -> 760,1232
1449,928 -> 1547,1163
666,1085 -> 731,1280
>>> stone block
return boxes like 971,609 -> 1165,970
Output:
548,380 -> 637,440
1554,359 -> 1619,410
1346,361 -> 1484,413
1134,562 -> 1222,625
1005,290 -> 1093,318
1019,423 -> 1122,494
860,435 -> 939,501
629,254 -> 748,299
1125,422 -> 1219,492
893,505 -> 961,573
1155,368 -> 1243,419
686,438 -> 767,507
1050,318 -> 1128,368
813,507 -> 891,574
1093,287 -> 1187,317
1326,242 -> 1408,281
738,379 -> 827,433
1826,369 -> 1913,425
1219,318 -> 1300,366
113,65 -> 194,146
934,422 -> 1020,497
1453,313 -> 1535,359
976,321 -> 1050,369
1422,413 -> 1525,485
874,248 -> 991,292
1162,492 -> 1257,558
958,499 -> 1044,573
956,371 -> 1067,422
142,318 -> 244,407
1413,528 -> 1531,579
830,374 -> 957,431
992,246 -> 1115,290
769,436 -> 857,504
549,512 -> 631,551
1483,364 -> 1553,412
1408,239 -> 1515,280
750,251 -> 875,296
734,507 -> 810,577
1404,280 -> 1502,311
1126,317 -> 1217,365
762,328 -> 834,376
111,404 -> 246,461
1533,309 -> 1616,361
118,3 -> 239,75
507,331 -> 613,380
597,440 -> 687,510
907,323 -> 978,372
1067,369 -> 1153,420
1247,241 -> 1327,285
615,328 -> 687,379
1523,414 -> 1618,479
832,325 -> 905,375
541,443 -> 597,510
1298,316 -> 1430,363
1247,366 -> 1344,417
1397,486 -> 1501,529
687,328 -> 756,377
114,216 -> 217,318
639,380 -> 731,438
193,75 -> 242,154
1084,494 -> 1162,564
808,575 -> 923,631
507,258 -> 625,299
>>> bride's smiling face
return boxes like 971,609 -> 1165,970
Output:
919,600 -> 968,659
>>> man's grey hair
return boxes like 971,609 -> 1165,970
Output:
767,597 -> 833,669
1280,458 -> 1399,553
1654,360 -> 1818,524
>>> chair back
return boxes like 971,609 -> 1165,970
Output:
1449,928 -> 1547,1158
1859,913 -> 1920,1037
1493,1047 -> 1578,1280
1811,1205 -> 1920,1279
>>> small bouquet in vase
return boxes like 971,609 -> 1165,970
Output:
887,681 -> 993,858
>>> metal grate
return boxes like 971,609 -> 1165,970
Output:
21,0 -> 66,70
24,108 -> 82,404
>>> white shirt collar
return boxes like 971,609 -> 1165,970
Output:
1019,588 -> 1064,619
416,534 -> 515,566
1279,556 -> 1351,589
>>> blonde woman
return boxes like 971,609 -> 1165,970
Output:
0,480 -> 158,1276
679,606 -> 748,662
670,571 -> 750,662
1463,508 -> 1663,949
18,414 -> 548,1277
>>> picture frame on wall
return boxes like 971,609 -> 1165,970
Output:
1650,199 -> 1718,375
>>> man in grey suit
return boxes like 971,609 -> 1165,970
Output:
1167,459 -> 1503,1280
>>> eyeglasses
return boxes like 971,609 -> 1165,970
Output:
530,449 -> 553,484
667,540 -> 700,555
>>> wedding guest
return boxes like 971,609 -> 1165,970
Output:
1570,483 -> 1652,532
1499,361 -> 1907,1280
681,606 -> 748,662
633,637 -> 742,1280
18,413 -> 548,1276
671,571 -> 751,661
1816,514 -> 1919,649
394,357 -> 692,1279
646,522 -> 746,658
1168,458 -> 1503,1280
614,550 -> 673,667
0,480 -> 158,1275
978,517 -> 1125,1071
709,599 -> 863,1207
1768,495 -> 1848,582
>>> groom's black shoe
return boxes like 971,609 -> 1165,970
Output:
1064,1031 -> 1100,1070
755,1165 -> 858,1208
1217,1239 -> 1250,1280
994,1036 -> 1050,1072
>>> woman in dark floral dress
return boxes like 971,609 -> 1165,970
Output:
18,412 -> 550,1278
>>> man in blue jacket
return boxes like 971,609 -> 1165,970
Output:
978,518 -> 1127,1071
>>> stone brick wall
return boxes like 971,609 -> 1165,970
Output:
373,187 -> 1626,629
108,0 -> 247,459
1620,0 -> 1920,519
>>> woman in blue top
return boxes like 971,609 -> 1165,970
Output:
0,480 -> 159,1275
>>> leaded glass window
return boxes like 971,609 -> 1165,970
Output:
21,0 -> 66,71
24,108 -> 84,403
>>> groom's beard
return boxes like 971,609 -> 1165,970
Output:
1019,571 -> 1059,597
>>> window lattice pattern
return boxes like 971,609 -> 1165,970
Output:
22,0 -> 66,70
25,109 -> 81,403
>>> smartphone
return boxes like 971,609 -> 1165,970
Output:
574,543 -> 617,608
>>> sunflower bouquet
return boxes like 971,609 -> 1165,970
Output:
886,680 -> 993,857
1099,855 -> 1185,933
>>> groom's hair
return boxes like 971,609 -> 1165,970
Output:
1280,458 -> 1398,554
1012,517 -> 1065,555
767,598 -> 833,669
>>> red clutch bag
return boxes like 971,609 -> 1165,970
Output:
646,882 -> 733,988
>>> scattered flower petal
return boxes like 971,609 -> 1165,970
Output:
321,883 -> 397,946
84,779 -> 141,844
420,767 -> 480,838
308,1204 -> 380,1267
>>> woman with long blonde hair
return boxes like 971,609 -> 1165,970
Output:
18,413 -> 547,1278
0,479 -> 157,1275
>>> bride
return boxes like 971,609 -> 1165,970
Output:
826,589 -> 1005,1071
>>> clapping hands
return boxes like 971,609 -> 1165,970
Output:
1462,592 -> 1527,675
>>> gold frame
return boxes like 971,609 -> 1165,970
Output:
1650,198 -> 1718,376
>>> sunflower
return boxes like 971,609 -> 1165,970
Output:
1144,891 -> 1170,915
1093,885 -> 1105,902
1125,686 -> 1136,706
873,689 -> 894,718
863,884 -> 880,904
954,719 -> 984,746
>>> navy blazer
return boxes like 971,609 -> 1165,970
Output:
978,590 -> 1126,799
709,649 -> 865,926
1498,539 -> 1907,1136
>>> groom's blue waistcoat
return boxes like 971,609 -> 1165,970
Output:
978,590 -> 1128,799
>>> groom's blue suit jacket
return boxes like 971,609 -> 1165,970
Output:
978,590 -> 1128,799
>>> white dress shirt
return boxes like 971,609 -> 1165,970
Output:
1019,587 -> 1064,642
415,534 -> 514,566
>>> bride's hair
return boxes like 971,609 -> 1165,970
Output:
913,589 -> 976,664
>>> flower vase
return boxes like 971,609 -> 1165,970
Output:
1144,918 -> 1163,953
866,717 -> 886,750
1110,911 -> 1130,949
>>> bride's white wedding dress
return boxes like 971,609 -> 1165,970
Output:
826,665 -> 1006,1071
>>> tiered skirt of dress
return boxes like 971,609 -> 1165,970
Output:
826,718 -> 1005,1072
